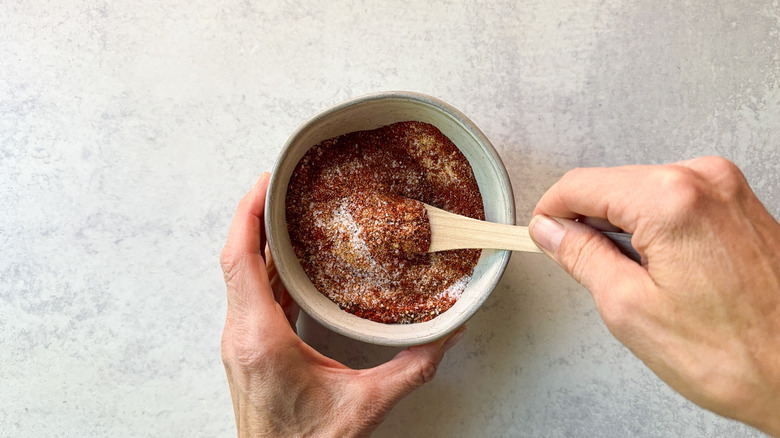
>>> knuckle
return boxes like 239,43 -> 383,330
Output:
222,319 -> 271,370
219,245 -> 236,271
656,167 -> 707,218
233,345 -> 266,369
219,247 -> 244,285
221,349 -> 232,369
220,333 -> 231,365
654,159 -> 747,223
703,156 -> 746,199
231,333 -> 270,369
413,357 -> 439,386
701,155 -> 738,175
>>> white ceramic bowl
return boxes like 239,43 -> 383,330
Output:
265,91 -> 514,346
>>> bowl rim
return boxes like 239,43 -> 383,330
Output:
265,90 -> 515,346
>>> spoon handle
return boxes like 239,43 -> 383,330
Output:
425,205 -> 640,263
601,231 -> 641,263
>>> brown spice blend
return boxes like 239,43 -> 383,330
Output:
285,121 -> 485,323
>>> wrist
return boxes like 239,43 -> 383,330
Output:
234,391 -> 367,438
235,393 -> 271,438
734,350 -> 780,436
752,415 -> 780,438
750,400 -> 780,437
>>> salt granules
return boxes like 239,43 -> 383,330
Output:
286,121 -> 485,324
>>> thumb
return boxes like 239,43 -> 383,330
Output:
362,327 -> 466,407
529,215 -> 645,297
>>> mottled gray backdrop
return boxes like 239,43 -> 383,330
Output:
2,1 -> 778,436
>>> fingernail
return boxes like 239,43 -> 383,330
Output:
530,215 -> 565,253
442,326 -> 467,352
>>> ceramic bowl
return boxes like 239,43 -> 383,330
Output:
265,91 -> 514,346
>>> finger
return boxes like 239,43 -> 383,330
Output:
265,245 -> 283,301
279,289 -> 300,332
224,172 -> 271,258
361,327 -> 467,407
263,245 -> 299,330
532,165 -> 664,233
220,173 -> 279,313
529,215 -> 652,317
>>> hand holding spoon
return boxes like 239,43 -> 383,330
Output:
422,203 -> 640,262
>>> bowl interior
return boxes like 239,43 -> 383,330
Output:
266,92 -> 514,346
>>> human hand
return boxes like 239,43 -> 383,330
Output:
528,157 -> 780,436
219,172 -> 466,438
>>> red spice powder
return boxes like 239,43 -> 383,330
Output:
285,121 -> 484,324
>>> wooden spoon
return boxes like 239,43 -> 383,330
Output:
423,203 -> 640,263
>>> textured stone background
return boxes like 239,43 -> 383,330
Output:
2,1 -> 778,436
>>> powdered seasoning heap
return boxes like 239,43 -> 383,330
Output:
286,121 -> 484,324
